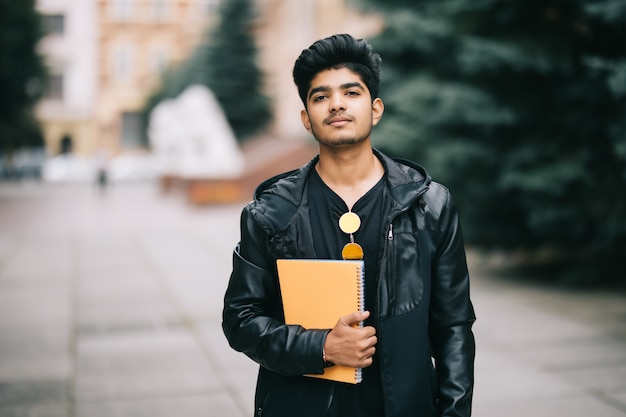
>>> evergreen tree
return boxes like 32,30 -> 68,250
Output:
145,0 -> 271,142
360,0 -> 626,284
205,0 -> 271,140
0,0 -> 47,156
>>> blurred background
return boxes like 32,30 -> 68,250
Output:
1,0 -> 625,416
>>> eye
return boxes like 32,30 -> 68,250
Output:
313,94 -> 327,102
346,90 -> 360,96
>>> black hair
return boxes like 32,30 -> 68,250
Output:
292,34 -> 382,106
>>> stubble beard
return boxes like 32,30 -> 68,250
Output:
310,124 -> 372,148
316,136 -> 363,147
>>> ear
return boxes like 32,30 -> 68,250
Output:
371,98 -> 384,127
300,109 -> 312,133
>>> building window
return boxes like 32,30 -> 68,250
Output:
121,112 -> 143,147
151,0 -> 168,21
151,49 -> 169,74
112,0 -> 134,20
42,14 -> 65,36
44,74 -> 64,101
112,46 -> 134,81
201,0 -> 221,15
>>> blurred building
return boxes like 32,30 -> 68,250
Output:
255,0 -> 382,139
34,0 -> 381,159
35,0 -> 219,158
36,0 -> 99,156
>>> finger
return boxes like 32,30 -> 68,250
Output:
357,336 -> 377,351
340,310 -> 370,326
360,354 -> 374,368
365,335 -> 378,348
360,325 -> 377,338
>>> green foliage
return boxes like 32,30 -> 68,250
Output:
205,0 -> 271,140
144,0 -> 271,142
0,0 -> 47,154
360,0 -> 626,284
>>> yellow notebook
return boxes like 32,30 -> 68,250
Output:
276,258 -> 365,384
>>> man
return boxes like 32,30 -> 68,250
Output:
222,33 -> 475,417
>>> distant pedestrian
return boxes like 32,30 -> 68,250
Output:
95,148 -> 109,189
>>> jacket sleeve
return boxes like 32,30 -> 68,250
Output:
222,205 -> 329,376
428,189 -> 476,417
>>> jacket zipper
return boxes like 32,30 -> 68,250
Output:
377,186 -> 428,323
375,187 -> 428,416
325,384 -> 336,415
374,219 -> 393,416
377,220 -> 393,323
386,223 -> 395,307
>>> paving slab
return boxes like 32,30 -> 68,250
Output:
0,181 -> 625,417
75,328 -> 222,402
75,392 -> 241,417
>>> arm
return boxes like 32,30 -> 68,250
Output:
429,190 -> 476,417
222,206 -> 328,376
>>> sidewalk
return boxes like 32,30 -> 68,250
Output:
0,181 -> 624,417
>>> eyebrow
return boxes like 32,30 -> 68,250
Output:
307,82 -> 365,101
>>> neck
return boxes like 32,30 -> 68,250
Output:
316,143 -> 384,209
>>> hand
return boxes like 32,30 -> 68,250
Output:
323,311 -> 377,368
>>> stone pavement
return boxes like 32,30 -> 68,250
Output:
0,180 -> 625,417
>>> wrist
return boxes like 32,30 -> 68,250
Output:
322,347 -> 334,368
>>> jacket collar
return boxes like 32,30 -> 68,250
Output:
253,148 -> 431,213
374,149 -> 431,211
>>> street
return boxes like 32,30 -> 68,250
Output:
0,180 -> 625,416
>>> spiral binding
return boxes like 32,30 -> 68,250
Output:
355,260 -> 365,383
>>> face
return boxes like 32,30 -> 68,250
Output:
301,67 -> 384,148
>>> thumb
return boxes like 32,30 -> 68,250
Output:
340,310 -> 370,326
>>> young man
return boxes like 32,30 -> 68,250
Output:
222,34 -> 475,417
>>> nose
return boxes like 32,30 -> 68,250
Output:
329,93 -> 345,112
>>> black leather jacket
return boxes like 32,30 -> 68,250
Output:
223,150 -> 475,417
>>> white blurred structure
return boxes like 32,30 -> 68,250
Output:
148,85 -> 245,180
41,152 -> 160,182
41,154 -> 96,182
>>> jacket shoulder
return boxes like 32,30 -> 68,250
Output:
245,156 -> 316,233
423,181 -> 452,207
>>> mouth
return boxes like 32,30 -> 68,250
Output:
326,116 -> 352,127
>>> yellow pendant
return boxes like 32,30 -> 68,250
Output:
342,242 -> 364,260
339,212 -> 361,234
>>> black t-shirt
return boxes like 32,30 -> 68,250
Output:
308,166 -> 386,417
